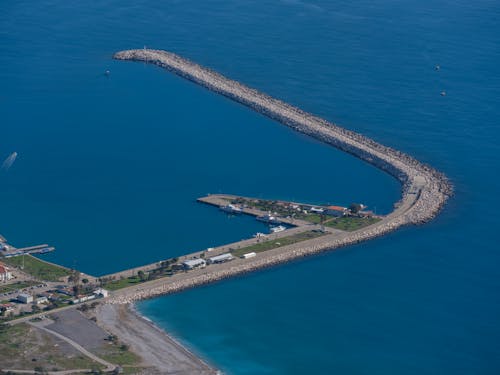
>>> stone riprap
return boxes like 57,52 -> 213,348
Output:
109,49 -> 452,304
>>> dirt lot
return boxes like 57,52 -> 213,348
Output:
0,322 -> 100,371
47,309 -> 109,351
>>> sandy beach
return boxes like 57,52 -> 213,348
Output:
95,303 -> 218,375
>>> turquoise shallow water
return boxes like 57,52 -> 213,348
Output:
1,0 -> 500,374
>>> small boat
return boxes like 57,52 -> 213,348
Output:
270,225 -> 286,233
440,91 -> 446,96
256,214 -> 282,225
220,204 -> 243,214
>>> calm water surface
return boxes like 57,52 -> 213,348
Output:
1,0 -> 499,374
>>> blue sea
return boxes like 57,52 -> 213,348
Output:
1,0 -> 499,374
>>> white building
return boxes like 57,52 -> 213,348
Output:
17,293 -> 33,304
93,288 -> 109,298
242,252 -> 256,259
35,296 -> 48,305
310,207 -> 325,214
208,253 -> 234,264
0,262 -> 13,282
182,258 -> 206,270
71,294 -> 96,304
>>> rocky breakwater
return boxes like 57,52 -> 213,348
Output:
108,48 -> 453,304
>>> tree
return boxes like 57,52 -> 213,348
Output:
349,203 -> 362,214
68,269 -> 81,287
138,270 -> 147,282
72,285 -> 81,296
82,278 -> 89,284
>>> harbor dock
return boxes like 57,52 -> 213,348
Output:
197,194 -> 315,226
0,241 -> 55,258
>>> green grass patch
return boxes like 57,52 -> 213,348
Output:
0,322 -> 27,343
44,354 -> 103,372
300,213 -> 324,224
0,323 -> 102,370
3,255 -> 71,282
0,280 -> 39,294
100,345 -> 141,366
325,216 -> 381,231
103,276 -> 143,291
231,231 -> 325,257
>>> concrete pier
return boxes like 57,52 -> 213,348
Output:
197,194 -> 314,226
106,48 -> 452,303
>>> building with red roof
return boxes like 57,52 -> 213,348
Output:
325,205 -> 348,217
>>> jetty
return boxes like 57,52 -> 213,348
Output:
108,47 -> 452,303
0,235 -> 55,257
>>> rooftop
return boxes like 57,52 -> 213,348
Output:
327,206 -> 347,211
183,259 -> 206,267
0,262 -> 10,274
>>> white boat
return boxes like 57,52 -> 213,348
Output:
256,214 -> 282,225
220,204 -> 243,214
254,232 -> 267,238
270,225 -> 286,233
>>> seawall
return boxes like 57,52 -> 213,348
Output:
108,48 -> 453,304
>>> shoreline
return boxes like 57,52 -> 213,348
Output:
128,302 -> 218,372
94,303 -> 219,374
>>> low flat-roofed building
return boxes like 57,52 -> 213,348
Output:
208,253 -> 234,264
93,288 -> 109,298
310,207 -> 324,214
17,293 -> 33,304
358,210 -> 374,218
71,294 -> 96,304
325,205 -> 347,217
182,258 -> 206,270
0,303 -> 15,316
35,296 -> 48,305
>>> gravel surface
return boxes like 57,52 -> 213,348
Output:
47,309 -> 109,351
95,303 -> 218,375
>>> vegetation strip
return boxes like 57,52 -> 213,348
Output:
231,231 -> 325,257
3,255 -> 71,282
